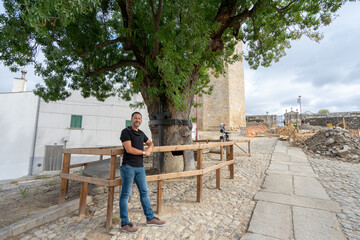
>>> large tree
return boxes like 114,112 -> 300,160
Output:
0,0 -> 354,172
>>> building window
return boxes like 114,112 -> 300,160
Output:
125,120 -> 131,127
70,115 -> 82,129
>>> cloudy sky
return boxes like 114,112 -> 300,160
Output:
244,2 -> 360,116
1,2 -> 359,116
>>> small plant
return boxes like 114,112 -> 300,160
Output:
18,186 -> 30,198
36,175 -> 51,180
112,216 -> 120,224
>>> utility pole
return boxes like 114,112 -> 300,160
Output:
297,96 -> 302,125
195,95 -> 198,141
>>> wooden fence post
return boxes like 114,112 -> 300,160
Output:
248,140 -> 251,156
229,145 -> 234,179
216,169 -> 221,189
226,145 -> 234,179
106,155 -> 117,229
79,182 -> 88,217
220,146 -> 224,161
157,180 -> 163,214
59,153 -> 71,204
226,146 -> 230,170
196,149 -> 203,202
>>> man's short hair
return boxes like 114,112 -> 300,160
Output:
131,112 -> 142,118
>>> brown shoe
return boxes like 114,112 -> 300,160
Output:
146,217 -> 166,226
121,222 -> 139,233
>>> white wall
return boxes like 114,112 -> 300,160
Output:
0,92 -> 38,180
31,91 -> 150,174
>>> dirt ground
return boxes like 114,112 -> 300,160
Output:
0,174 -> 81,229
0,158 -> 162,229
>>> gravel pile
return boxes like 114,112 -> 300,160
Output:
299,124 -> 324,131
302,128 -> 360,163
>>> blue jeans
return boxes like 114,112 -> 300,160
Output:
119,164 -> 154,226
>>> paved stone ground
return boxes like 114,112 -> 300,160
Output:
309,157 -> 360,240
8,137 -> 277,240
241,141 -> 347,240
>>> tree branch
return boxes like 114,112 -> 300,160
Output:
213,0 -> 238,24
153,0 -> 163,57
76,37 -> 124,57
126,0 -> 135,29
116,0 -> 129,28
149,0 -> 156,16
209,0 -> 263,52
281,0 -> 300,12
97,37 -> 123,49
188,64 -> 201,91
115,0 -> 145,63
85,60 -> 148,77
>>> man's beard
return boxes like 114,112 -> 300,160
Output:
133,122 -> 141,127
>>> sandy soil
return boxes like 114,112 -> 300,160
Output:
0,174 -> 81,228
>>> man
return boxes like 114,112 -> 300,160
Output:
119,112 -> 166,233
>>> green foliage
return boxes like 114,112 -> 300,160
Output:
129,101 -> 145,109
318,109 -> 330,114
18,186 -> 30,198
190,117 -> 197,123
0,0 -> 354,110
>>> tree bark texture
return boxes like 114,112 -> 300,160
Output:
143,87 -> 196,173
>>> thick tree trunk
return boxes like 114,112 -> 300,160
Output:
150,122 -> 195,173
143,91 -> 196,173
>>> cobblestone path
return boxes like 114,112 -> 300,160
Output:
309,157 -> 360,240
11,137 -> 277,240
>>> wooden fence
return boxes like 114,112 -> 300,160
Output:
349,129 -> 360,136
59,140 -> 250,228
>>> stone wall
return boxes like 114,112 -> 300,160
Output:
191,42 -> 246,131
303,112 -> 360,129
246,115 -> 277,128
196,66 -> 230,130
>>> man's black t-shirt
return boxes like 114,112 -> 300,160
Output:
120,126 -> 149,167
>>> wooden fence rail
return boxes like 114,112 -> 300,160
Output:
59,140 -> 250,229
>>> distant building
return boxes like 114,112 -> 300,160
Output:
0,73 -> 150,180
284,108 -> 300,124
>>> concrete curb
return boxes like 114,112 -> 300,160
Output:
0,196 -> 92,240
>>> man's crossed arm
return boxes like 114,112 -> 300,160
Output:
122,140 -> 154,157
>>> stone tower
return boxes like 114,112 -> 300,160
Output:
192,42 -> 246,130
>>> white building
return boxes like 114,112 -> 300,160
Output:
0,74 -> 150,180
